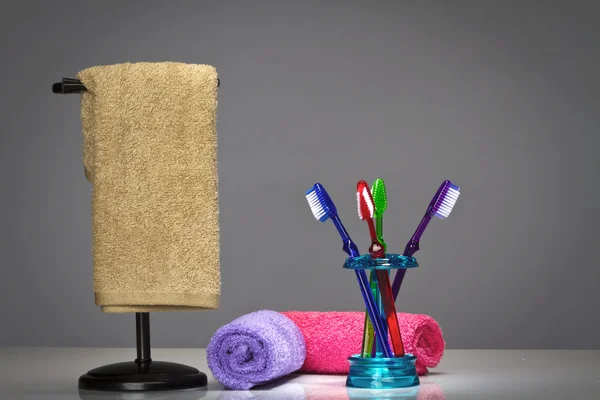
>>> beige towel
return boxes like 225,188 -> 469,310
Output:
77,62 -> 220,313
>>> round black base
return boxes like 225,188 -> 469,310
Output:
78,361 -> 207,392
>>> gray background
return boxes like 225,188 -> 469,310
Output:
1,0 -> 598,349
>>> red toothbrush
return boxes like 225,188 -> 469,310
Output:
357,180 -> 405,357
356,181 -> 385,258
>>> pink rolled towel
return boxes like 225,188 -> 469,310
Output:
281,311 -> 445,376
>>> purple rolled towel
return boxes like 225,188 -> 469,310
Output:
207,310 -> 306,390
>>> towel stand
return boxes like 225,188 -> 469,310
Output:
77,312 -> 207,393
52,77 -> 220,94
53,76 -> 218,394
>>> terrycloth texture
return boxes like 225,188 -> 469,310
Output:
77,62 -> 220,313
207,310 -> 306,390
282,311 -> 445,376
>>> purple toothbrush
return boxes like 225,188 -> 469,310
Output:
391,180 -> 460,300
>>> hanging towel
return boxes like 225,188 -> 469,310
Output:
207,310 -> 306,390
282,311 -> 445,375
77,62 -> 220,312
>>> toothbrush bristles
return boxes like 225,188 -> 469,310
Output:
356,181 -> 374,220
306,191 -> 326,221
356,192 -> 363,220
306,183 -> 336,222
433,182 -> 460,219
363,187 -> 374,218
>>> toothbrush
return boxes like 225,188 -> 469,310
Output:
356,181 -> 385,258
371,178 -> 389,357
391,180 -> 461,300
361,178 -> 387,357
372,178 -> 388,251
357,180 -> 405,357
306,183 -> 393,358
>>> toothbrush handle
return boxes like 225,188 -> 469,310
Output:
367,219 -> 385,258
377,273 -> 388,355
331,215 -> 360,258
407,214 -> 432,255
376,269 -> 405,357
355,269 -> 393,358
360,272 -> 378,357
328,215 -> 387,355
375,216 -> 386,250
363,215 -> 387,357
371,272 -> 388,357
392,214 -> 432,301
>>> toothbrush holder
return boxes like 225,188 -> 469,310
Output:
343,254 -> 420,389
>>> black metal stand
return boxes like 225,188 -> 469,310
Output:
52,77 -> 220,94
78,313 -> 207,392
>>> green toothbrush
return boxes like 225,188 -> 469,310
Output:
360,178 -> 388,357
372,178 -> 388,250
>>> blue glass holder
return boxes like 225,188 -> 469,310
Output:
343,254 -> 420,389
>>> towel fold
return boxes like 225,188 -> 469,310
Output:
282,311 -> 445,376
77,62 -> 220,312
207,310 -> 306,390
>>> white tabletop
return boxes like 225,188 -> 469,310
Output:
0,347 -> 598,399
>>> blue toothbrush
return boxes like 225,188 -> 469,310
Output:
306,183 -> 393,358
